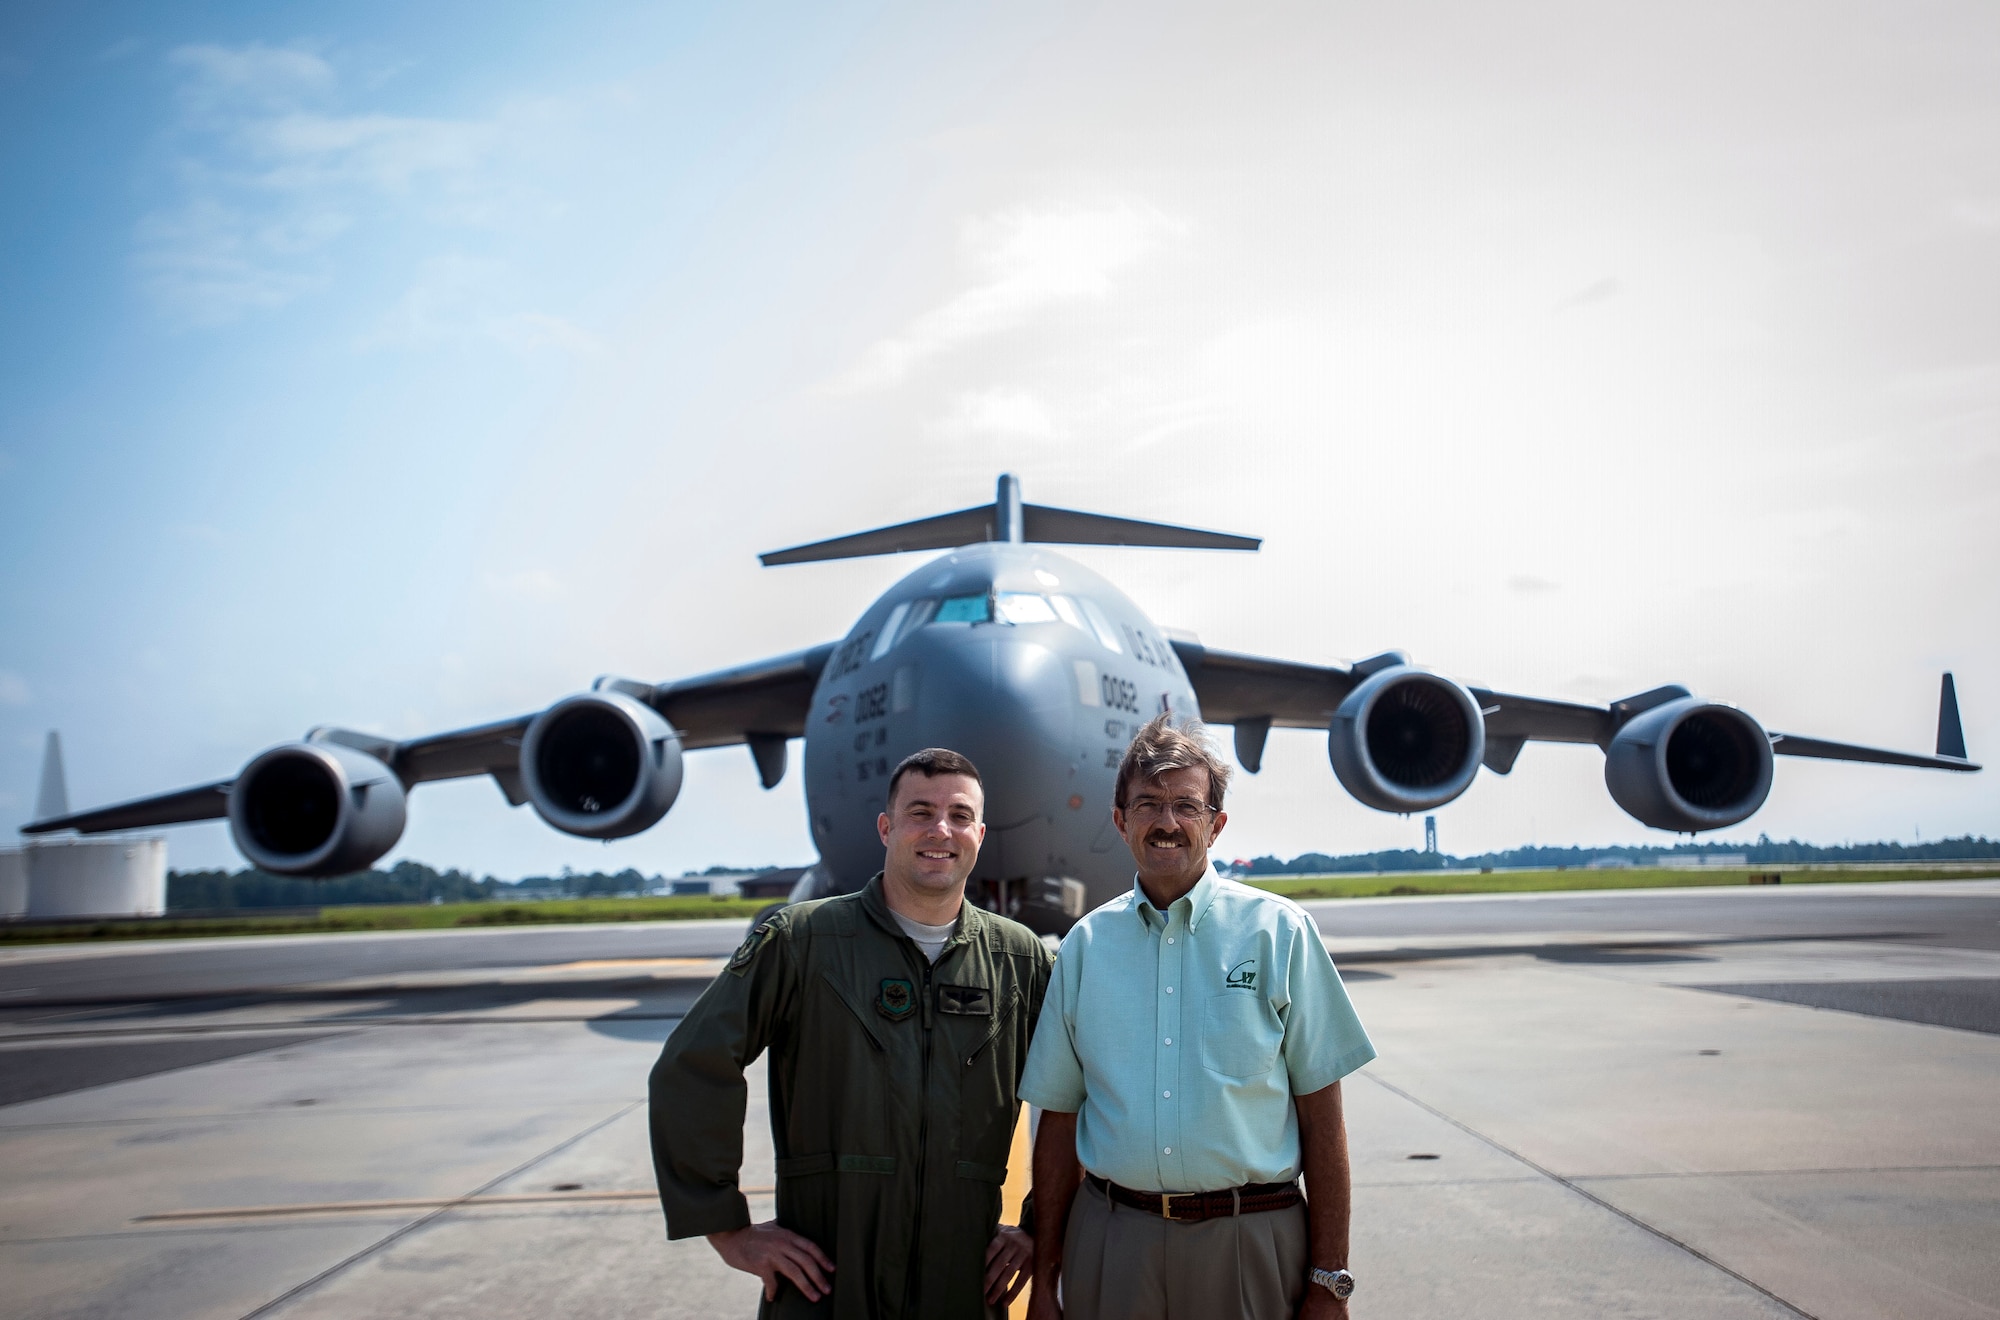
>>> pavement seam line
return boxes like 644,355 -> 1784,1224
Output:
1361,1072 -> 1821,1320
234,1097 -> 644,1320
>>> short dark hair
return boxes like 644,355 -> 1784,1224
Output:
1114,714 -> 1232,811
886,747 -> 984,810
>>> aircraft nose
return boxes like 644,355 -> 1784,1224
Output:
908,631 -> 1079,832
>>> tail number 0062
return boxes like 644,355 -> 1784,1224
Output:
1099,675 -> 1140,714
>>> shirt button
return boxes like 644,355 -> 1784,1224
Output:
1164,1146 -> 1172,1154
1163,1090 -> 1171,1098
1167,937 -> 1175,944
1163,1037 -> 1172,1045
1166,987 -> 1174,994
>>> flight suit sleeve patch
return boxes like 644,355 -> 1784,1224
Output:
726,922 -> 776,977
937,983 -> 993,1015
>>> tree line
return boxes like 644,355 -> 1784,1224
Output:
168,835 -> 1998,908
166,860 -> 680,910
1233,834 -> 2000,876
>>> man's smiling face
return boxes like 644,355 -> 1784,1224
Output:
877,771 -> 987,909
1114,763 -> 1227,902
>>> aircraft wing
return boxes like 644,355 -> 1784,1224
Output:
21,780 -> 235,835
23,643 -> 838,835
1175,640 -> 1978,777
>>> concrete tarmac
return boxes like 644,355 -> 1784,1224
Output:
3,880 -> 1998,1319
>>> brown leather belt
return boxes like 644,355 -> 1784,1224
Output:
1086,1173 -> 1302,1222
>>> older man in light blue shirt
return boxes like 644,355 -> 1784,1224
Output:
1021,716 -> 1375,1320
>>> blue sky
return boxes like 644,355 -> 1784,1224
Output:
3,2 -> 1996,877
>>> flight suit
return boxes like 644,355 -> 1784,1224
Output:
650,874 -> 1054,1320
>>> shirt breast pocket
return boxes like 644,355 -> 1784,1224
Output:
1202,992 -> 1281,1078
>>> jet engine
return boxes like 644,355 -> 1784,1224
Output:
1604,697 -> 1773,832
520,691 -> 683,839
1328,666 -> 1486,813
228,742 -> 408,876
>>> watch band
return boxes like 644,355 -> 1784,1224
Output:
1310,1266 -> 1355,1299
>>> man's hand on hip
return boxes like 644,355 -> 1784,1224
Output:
985,1225 -> 1034,1305
707,1221 -> 835,1302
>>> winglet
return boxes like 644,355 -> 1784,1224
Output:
1938,672 -> 1968,760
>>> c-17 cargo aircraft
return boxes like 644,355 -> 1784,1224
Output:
23,475 -> 1979,931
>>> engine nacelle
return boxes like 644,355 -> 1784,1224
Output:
1604,697 -> 1774,832
1328,667 -> 1486,813
520,691 -> 683,839
228,742 -> 408,876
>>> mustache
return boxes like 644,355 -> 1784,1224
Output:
1145,829 -> 1190,847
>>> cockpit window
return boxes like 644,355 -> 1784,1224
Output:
870,602 -> 911,660
994,593 -> 1058,625
1048,595 -> 1087,632
933,594 -> 992,624
1077,597 -> 1124,653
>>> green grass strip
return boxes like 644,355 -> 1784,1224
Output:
0,894 -> 772,945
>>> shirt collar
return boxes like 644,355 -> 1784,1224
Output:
860,871 -> 980,946
1130,864 -> 1221,931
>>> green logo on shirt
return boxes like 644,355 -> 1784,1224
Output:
1226,959 -> 1259,989
877,978 -> 916,1020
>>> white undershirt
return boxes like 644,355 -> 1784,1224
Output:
891,909 -> 959,963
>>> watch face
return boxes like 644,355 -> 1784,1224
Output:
1332,1273 -> 1354,1299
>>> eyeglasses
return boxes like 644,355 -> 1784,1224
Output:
1124,797 -> 1217,822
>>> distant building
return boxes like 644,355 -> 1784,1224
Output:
1660,853 -> 1749,869
4,733 -> 167,920
738,866 -> 811,900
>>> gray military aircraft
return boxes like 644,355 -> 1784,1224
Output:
23,475 -> 1979,930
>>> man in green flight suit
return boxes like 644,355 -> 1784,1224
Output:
651,747 -> 1055,1318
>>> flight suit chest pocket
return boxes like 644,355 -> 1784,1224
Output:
1202,992 -> 1281,1078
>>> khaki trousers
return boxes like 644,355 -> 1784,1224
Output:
1059,1177 -> 1308,1320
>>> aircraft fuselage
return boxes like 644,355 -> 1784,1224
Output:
801,543 -> 1196,927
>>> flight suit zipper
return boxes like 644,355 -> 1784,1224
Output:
908,950 -> 934,1317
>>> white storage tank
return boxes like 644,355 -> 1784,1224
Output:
23,837 -> 167,919
0,848 -> 27,919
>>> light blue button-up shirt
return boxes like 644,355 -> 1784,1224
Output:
1019,865 -> 1375,1193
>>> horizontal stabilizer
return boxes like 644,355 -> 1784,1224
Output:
760,505 -> 998,566
1020,505 -> 1259,552
760,474 -> 1259,565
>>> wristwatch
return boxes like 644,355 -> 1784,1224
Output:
1310,1266 -> 1355,1299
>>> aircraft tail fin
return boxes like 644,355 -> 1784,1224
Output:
33,731 -> 69,823
759,474 -> 1259,566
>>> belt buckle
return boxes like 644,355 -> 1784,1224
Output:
1160,1192 -> 1174,1220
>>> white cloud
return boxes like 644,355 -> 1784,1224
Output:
137,43 -> 500,327
0,671 -> 30,706
937,388 -> 1060,441
484,569 -> 561,602
167,43 -> 336,117
360,253 -> 598,353
841,202 -> 1185,390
